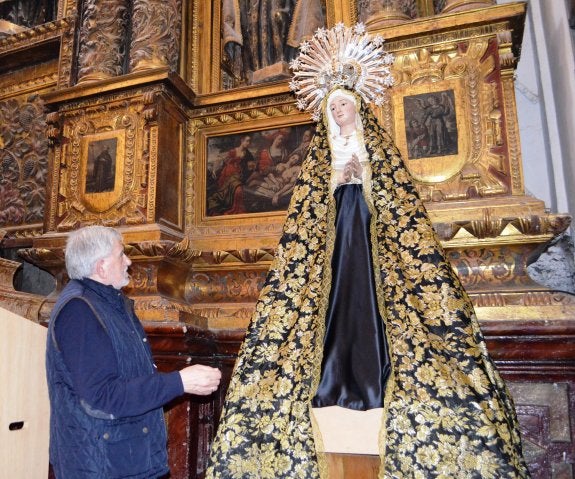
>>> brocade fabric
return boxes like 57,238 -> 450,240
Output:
205,91 -> 530,479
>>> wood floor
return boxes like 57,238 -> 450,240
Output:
326,453 -> 380,479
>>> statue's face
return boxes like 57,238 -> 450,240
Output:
329,96 -> 357,129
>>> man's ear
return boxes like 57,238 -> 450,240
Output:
93,257 -> 107,280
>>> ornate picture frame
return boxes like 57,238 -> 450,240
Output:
187,109 -> 314,249
53,109 -> 140,233
79,131 -> 126,213
392,78 -> 469,186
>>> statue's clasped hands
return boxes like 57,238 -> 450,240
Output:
342,153 -> 363,183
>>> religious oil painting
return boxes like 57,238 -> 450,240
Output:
79,131 -> 125,214
403,90 -> 458,160
85,138 -> 117,194
220,0 -> 327,89
205,124 -> 315,216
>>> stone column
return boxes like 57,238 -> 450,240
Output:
129,0 -> 182,73
76,0 -> 129,83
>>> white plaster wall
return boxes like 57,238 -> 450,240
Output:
502,0 -> 575,216
497,0 -> 575,213
499,0 -> 575,291
512,4 -> 554,209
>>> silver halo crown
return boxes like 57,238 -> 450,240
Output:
289,23 -> 395,122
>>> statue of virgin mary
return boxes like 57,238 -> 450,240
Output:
205,23 -> 530,479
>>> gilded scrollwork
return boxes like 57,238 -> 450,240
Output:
426,210 -> 572,302
131,296 -> 198,321
188,305 -> 255,329
388,28 -> 522,202
469,290 -> 575,308
57,14 -> 76,88
126,240 -> 177,258
129,0 -> 182,73
0,18 -> 70,53
446,245 -> 524,289
164,236 -> 200,263
53,97 -> 149,230
434,212 -> 571,242
186,269 -> 266,304
501,71 -> 523,193
127,263 -> 158,294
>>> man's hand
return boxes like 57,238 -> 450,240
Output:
179,364 -> 222,395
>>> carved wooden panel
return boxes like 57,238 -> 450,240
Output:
0,95 -> 48,228
44,80 -> 188,239
386,20 -> 524,202
508,382 -> 575,479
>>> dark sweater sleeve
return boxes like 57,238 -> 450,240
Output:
54,298 -> 184,418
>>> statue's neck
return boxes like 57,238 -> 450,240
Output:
339,125 -> 356,136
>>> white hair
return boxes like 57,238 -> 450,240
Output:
65,226 -> 122,280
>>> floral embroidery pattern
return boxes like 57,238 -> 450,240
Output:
205,97 -> 529,479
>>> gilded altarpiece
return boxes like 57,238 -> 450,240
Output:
184,2 -> 575,478
0,1 -> 573,478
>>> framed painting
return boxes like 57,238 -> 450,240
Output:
79,131 -> 125,212
189,111 -> 315,249
205,124 -> 314,216
392,79 -> 469,185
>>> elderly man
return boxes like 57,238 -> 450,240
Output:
46,225 -> 221,478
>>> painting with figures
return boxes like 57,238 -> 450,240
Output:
206,124 -> 315,216
85,138 -> 117,194
221,0 -> 327,89
403,90 -> 458,160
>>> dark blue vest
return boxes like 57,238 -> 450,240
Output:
46,279 -> 169,478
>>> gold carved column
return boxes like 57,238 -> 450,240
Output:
76,0 -> 129,83
76,0 -> 183,83
129,0 -> 182,73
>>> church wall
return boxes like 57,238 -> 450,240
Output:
500,0 -> 575,292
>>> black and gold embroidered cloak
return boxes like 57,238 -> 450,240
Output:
205,91 -> 530,479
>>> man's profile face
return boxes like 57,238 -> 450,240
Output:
100,240 -> 131,289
